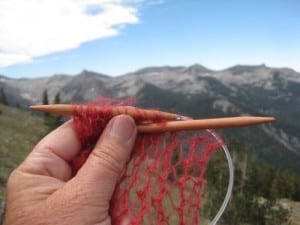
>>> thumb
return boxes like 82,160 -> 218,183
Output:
75,115 -> 137,200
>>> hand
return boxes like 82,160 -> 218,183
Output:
3,115 -> 137,225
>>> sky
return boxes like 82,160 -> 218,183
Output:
0,0 -> 299,78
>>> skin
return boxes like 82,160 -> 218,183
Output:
3,115 -> 137,225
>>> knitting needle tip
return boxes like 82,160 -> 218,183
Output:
137,116 -> 276,133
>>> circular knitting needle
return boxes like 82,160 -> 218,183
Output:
30,104 -> 275,133
30,104 -> 179,121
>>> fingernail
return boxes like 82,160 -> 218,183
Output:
109,115 -> 136,143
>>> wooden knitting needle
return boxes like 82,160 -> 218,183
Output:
30,104 -> 179,121
137,116 -> 275,133
30,104 -> 275,133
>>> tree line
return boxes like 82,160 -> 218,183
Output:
203,138 -> 300,225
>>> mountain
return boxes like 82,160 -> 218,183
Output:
1,64 -> 299,173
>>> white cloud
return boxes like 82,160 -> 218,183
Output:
0,0 -> 142,67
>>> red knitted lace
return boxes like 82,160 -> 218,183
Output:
70,98 -> 222,225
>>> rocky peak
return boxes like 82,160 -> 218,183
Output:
184,64 -> 211,75
78,69 -> 109,78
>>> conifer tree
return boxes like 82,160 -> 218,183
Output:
53,92 -> 60,104
42,89 -> 49,118
44,91 -> 63,131
51,92 -> 62,128
42,89 -> 49,105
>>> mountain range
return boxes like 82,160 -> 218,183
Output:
1,64 -> 299,173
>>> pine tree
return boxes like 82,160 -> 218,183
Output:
53,92 -> 60,104
44,91 -> 63,131
42,89 -> 49,118
51,92 -> 62,128
42,89 -> 49,105
42,89 -> 52,129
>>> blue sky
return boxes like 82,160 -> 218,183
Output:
0,0 -> 299,78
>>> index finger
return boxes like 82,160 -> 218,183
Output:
33,120 -> 81,161
19,120 -> 82,181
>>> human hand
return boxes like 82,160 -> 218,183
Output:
3,115 -> 137,225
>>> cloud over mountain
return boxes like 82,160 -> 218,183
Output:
0,0 -> 143,67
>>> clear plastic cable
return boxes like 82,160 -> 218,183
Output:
207,130 -> 234,225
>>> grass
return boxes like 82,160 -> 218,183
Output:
0,104 -> 48,198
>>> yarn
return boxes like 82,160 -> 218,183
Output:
70,98 -> 223,225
